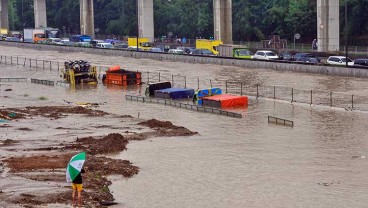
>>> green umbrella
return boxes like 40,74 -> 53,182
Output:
66,152 -> 86,183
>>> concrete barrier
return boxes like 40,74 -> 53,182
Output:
2,41 -> 368,78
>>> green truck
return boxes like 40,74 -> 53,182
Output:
218,44 -> 253,59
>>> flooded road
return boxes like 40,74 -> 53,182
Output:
2,46 -> 368,208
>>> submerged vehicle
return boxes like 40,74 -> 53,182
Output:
62,60 -> 98,86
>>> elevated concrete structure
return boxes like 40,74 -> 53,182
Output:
317,0 -> 340,52
0,0 -> 8,29
80,0 -> 94,38
34,0 -> 47,28
213,0 -> 232,44
138,0 -> 154,42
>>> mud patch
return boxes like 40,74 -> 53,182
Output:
138,119 -> 198,137
65,133 -> 128,155
17,127 -> 32,131
0,139 -> 18,146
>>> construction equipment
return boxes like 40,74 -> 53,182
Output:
62,60 -> 98,86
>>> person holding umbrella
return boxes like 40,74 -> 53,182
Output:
66,152 -> 86,208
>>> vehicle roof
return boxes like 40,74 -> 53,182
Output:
328,56 -> 349,58
256,50 -> 275,53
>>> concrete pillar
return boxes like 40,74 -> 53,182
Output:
138,0 -> 154,42
317,0 -> 339,52
34,0 -> 47,28
80,0 -> 94,38
213,0 -> 232,44
0,0 -> 8,29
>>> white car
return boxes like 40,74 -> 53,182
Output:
252,50 -> 279,60
327,56 -> 354,66
168,49 -> 185,54
96,43 -> 113,49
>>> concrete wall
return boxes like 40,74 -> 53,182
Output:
80,0 -> 94,38
138,0 -> 154,42
2,41 -> 368,78
317,0 -> 340,52
34,0 -> 47,28
213,0 -> 232,44
0,0 -> 8,29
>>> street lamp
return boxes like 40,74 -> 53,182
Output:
136,0 -> 139,52
345,0 -> 348,67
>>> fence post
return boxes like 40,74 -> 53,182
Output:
57,62 -> 59,71
197,77 -> 199,90
10,56 -> 12,65
172,74 -> 174,86
310,90 -> 313,105
36,59 -> 38,68
147,72 -> 150,83
158,72 -> 161,82
43,60 -> 45,69
30,59 -> 31,67
225,81 -> 228,93
330,92 -> 333,107
5,56 -> 6,64
210,79 -> 212,88
17,57 -> 18,65
240,82 -> 243,95
184,76 -> 186,88
352,94 -> 354,110
291,88 -> 294,103
50,61 -> 52,71
273,86 -> 276,99
23,58 -> 26,66
256,84 -> 259,98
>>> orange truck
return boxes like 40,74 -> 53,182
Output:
24,28 -> 61,43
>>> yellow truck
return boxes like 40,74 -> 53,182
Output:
128,37 -> 153,50
195,39 -> 223,55
0,28 -> 8,40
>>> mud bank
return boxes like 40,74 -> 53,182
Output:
0,106 -> 197,207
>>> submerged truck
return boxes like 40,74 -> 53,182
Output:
218,44 -> 253,59
127,37 -> 153,50
195,39 -> 223,55
24,28 -> 61,43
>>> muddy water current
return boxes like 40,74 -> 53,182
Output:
1,46 -> 368,208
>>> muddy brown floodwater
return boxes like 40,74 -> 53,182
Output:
2,46 -> 368,208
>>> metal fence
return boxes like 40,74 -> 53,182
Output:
143,71 -> 368,112
1,54 -> 368,112
30,79 -> 54,86
125,94 -> 242,118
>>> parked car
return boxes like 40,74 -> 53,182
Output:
5,37 -> 21,42
252,50 -> 279,60
96,43 -> 113,49
90,39 -> 104,47
326,56 -> 354,66
292,53 -> 320,62
192,49 -> 214,56
296,57 -> 319,64
354,59 -> 368,66
59,39 -> 72,46
183,47 -> 196,55
168,49 -> 185,54
278,52 -> 292,60
148,47 -> 163,52
45,38 -> 61,45
114,43 -> 128,49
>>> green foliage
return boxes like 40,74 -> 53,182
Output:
7,0 -> 368,43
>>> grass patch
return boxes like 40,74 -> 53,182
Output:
38,96 -> 48,100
